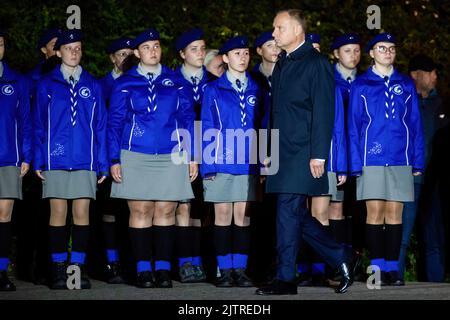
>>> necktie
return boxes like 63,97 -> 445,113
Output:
191,76 -> 200,102
69,76 -> 77,126
147,72 -> 157,112
383,76 -> 395,119
236,79 -> 246,127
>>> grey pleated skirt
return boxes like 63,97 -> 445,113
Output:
203,173 -> 260,203
0,166 -> 22,200
327,172 -> 344,202
357,166 -> 414,202
111,150 -> 194,201
42,170 -> 97,199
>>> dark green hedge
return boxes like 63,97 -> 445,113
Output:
1,0 -> 449,100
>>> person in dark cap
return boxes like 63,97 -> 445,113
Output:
347,32 -> 425,286
29,28 -> 63,94
100,37 -> 133,101
173,28 -> 216,284
330,33 -> 365,281
19,28 -> 63,286
96,36 -> 133,285
108,28 -> 196,289
200,35 -> 265,288
33,29 -> 109,290
256,9 -> 352,296
250,30 -> 280,283
0,29 -> 32,291
302,33 -> 360,283
399,54 -> 448,282
306,33 -> 320,51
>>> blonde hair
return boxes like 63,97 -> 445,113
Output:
204,49 -> 220,67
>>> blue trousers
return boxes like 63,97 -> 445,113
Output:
399,183 -> 445,281
275,193 -> 345,282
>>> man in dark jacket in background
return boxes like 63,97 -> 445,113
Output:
399,54 -> 449,282
256,9 -> 352,295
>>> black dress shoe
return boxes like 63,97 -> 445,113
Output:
155,270 -> 172,288
50,262 -> 68,290
232,268 -> 253,287
335,262 -> 353,293
216,269 -> 234,287
70,263 -> 91,289
255,279 -> 297,295
136,271 -> 155,288
106,262 -> 125,284
297,273 -> 312,287
387,271 -> 405,286
0,271 -> 16,292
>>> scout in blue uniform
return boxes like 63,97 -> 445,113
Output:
97,36 -> 133,285
201,35 -> 264,287
306,33 -> 320,52
330,33 -> 364,280
0,29 -> 32,291
348,33 -> 425,286
108,29 -> 196,289
29,28 -> 63,95
19,28 -> 62,286
100,37 -> 133,101
251,31 -> 280,128
250,31 -> 280,282
173,28 -> 217,283
33,29 -> 109,290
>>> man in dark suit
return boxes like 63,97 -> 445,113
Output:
256,9 -> 352,295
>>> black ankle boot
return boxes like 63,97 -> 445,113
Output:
69,263 -> 91,289
388,271 -> 405,286
296,272 -> 312,287
216,268 -> 234,287
136,271 -> 155,288
106,262 -> 125,284
50,262 -> 68,290
312,274 -> 329,287
155,270 -> 172,288
335,262 -> 352,293
232,268 -> 253,287
0,271 -> 16,291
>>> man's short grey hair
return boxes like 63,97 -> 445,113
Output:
204,49 -> 220,67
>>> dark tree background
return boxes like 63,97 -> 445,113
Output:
1,0 -> 449,100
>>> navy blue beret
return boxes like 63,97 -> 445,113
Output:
306,33 -> 320,44
53,29 -> 82,50
176,28 -> 204,52
38,28 -> 62,50
106,37 -> 133,54
366,32 -> 396,53
219,35 -> 249,55
132,29 -> 160,49
0,29 -> 5,38
331,33 -> 360,51
254,31 -> 274,48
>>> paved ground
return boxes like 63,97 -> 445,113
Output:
2,278 -> 450,300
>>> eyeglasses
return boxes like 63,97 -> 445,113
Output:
374,45 -> 396,54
